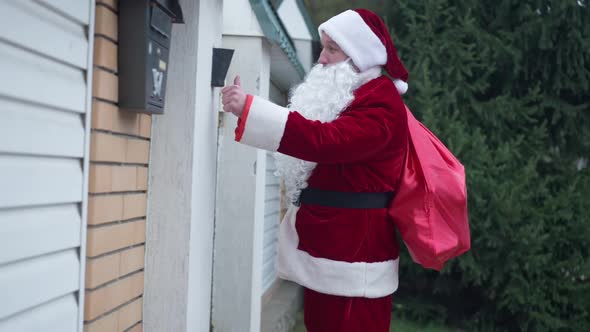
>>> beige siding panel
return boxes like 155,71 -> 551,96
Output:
86,252 -> 120,289
91,99 -> 117,131
113,111 -> 142,137
112,166 -> 138,192
89,164 -> 113,193
120,245 -> 145,276
0,99 -> 85,158
91,100 -> 144,136
91,100 -> 112,130
84,272 -> 144,320
90,133 -> 149,164
93,69 -> 119,102
84,312 -> 117,332
97,0 -> 118,11
94,36 -> 118,72
138,114 -> 152,138
95,5 -> 117,40
85,245 -> 144,288
89,165 -> 146,193
83,298 -> 142,332
0,204 -> 81,265
88,194 -> 124,225
86,220 -> 146,257
90,132 -> 127,162
136,167 -> 148,190
123,194 -> 147,220
117,297 -> 143,330
126,139 -> 150,164
127,322 -> 142,332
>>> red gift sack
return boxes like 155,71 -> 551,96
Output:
389,106 -> 470,271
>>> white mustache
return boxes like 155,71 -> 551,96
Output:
299,61 -> 359,95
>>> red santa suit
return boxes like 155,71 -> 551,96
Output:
234,9 -> 411,332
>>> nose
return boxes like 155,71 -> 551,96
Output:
318,49 -> 328,65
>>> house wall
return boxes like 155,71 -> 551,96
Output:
0,1 -> 95,331
293,39 -> 314,72
83,1 -> 149,331
278,0 -> 315,71
0,0 -> 317,331
214,2 -> 311,331
144,0 -> 224,331
277,0 -> 312,41
223,0 -> 265,37
261,82 -> 288,298
213,32 -> 272,331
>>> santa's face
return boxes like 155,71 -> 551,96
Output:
318,32 -> 349,66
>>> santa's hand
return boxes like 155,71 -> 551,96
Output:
221,76 -> 247,117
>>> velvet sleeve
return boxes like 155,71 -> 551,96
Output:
277,107 -> 401,163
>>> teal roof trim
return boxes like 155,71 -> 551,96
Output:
295,0 -> 320,41
250,0 -> 305,79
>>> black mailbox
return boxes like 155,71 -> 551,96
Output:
118,0 -> 183,114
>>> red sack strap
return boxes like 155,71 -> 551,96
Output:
388,106 -> 470,271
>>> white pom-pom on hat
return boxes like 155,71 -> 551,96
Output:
393,79 -> 408,95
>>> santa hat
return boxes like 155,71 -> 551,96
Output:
318,9 -> 409,94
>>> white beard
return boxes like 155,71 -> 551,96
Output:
273,61 -> 381,203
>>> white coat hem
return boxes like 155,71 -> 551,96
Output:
277,205 -> 399,298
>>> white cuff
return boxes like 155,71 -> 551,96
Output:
237,96 -> 290,151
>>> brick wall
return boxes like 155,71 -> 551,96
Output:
84,1 -> 148,331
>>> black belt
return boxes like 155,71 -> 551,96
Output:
294,187 -> 394,209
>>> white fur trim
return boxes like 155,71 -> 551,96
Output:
239,96 -> 290,151
277,205 -> 399,298
394,79 -> 408,95
319,10 -> 387,72
359,65 -> 383,85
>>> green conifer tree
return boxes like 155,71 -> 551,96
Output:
382,1 -> 590,331
303,0 -> 589,329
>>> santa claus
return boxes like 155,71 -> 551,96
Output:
222,8 -> 410,332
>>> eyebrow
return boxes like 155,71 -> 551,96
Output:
325,41 -> 340,49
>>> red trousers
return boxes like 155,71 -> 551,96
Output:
303,288 -> 392,332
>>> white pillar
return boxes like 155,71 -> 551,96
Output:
212,34 -> 271,332
144,0 -> 223,331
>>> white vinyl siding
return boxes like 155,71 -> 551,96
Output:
262,153 -> 281,293
261,82 -> 288,294
0,205 -> 81,265
0,295 -> 79,332
0,1 -> 94,331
